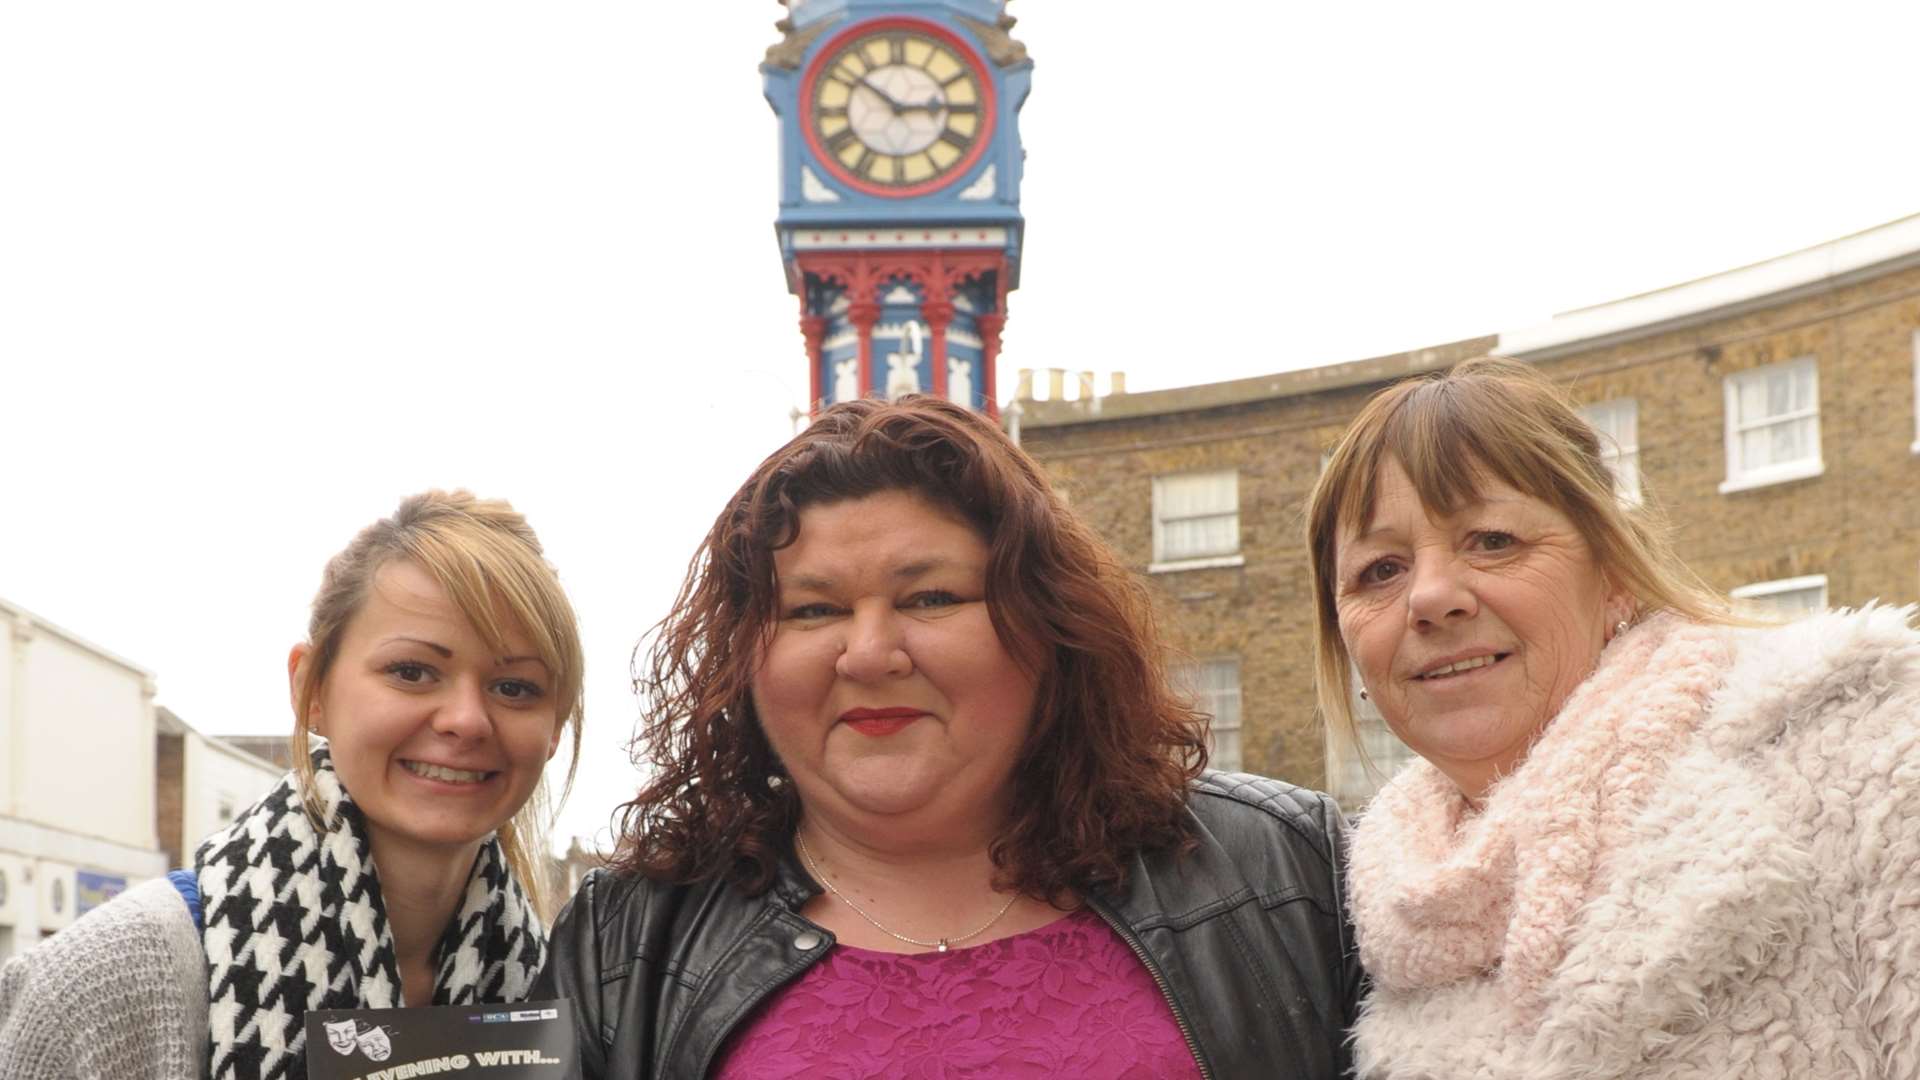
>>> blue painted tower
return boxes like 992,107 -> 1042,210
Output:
762,0 -> 1031,413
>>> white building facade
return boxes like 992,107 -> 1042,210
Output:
0,598 -> 167,959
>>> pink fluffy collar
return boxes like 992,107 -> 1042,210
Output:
1348,611 -> 1732,1012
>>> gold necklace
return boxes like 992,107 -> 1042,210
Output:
795,832 -> 1020,953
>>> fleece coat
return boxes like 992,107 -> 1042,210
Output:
1349,606 -> 1920,1080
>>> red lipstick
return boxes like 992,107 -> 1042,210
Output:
840,706 -> 924,736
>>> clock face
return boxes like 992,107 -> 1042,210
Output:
804,19 -> 995,197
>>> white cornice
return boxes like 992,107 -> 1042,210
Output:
0,597 -> 153,680
791,225 -> 1009,250
1497,213 -> 1920,361
0,816 -> 168,877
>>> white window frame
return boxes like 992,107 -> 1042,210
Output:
1150,470 -> 1243,572
1175,657 -> 1244,773
1730,573 -> 1828,619
1578,397 -> 1642,505
1720,357 -> 1823,493
1910,329 -> 1920,455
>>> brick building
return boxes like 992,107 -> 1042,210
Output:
1015,214 -> 1920,807
154,709 -> 283,868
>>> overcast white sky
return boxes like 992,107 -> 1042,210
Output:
5,2 -> 1917,852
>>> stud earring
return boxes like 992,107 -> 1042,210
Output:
1358,688 -> 1369,701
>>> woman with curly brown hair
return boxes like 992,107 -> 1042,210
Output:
535,396 -> 1361,1079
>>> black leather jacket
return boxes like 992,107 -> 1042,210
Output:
534,773 -> 1362,1078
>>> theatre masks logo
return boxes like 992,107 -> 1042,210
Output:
322,1018 -> 394,1062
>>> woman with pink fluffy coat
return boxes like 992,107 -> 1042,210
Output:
1306,356 -> 1920,1079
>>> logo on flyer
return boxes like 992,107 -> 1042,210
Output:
318,1019 -> 396,1061
304,999 -> 576,1079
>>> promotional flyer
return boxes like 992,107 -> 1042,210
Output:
303,1000 -> 577,1080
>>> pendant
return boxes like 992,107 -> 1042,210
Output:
936,940 -> 950,953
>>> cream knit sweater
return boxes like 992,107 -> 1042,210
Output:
0,877 -> 204,1079
1349,606 -> 1920,1079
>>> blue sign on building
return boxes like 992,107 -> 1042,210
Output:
75,869 -> 128,915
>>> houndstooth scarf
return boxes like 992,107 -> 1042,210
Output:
195,745 -> 546,1080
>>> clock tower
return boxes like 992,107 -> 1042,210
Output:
763,0 -> 1031,414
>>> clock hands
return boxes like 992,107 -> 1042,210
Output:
852,75 -> 902,112
853,75 -> 908,113
854,74 -> 947,115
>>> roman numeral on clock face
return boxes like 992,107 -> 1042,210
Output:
809,26 -> 988,190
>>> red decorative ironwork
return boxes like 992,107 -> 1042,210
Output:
795,249 -> 1009,414
799,311 -> 829,409
921,297 -> 955,399
846,297 -> 881,401
975,311 -> 1006,416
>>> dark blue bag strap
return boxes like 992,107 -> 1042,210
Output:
167,868 -> 203,932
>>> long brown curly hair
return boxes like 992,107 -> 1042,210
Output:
610,395 -> 1207,900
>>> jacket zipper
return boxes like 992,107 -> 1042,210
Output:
1084,895 -> 1214,1080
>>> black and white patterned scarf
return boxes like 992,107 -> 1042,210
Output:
195,745 -> 545,1080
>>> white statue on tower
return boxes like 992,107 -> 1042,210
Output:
948,356 -> 974,410
833,357 -> 859,403
885,321 -> 924,400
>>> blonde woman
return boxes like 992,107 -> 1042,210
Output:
0,491 -> 583,1080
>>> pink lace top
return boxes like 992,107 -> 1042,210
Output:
713,908 -> 1202,1079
